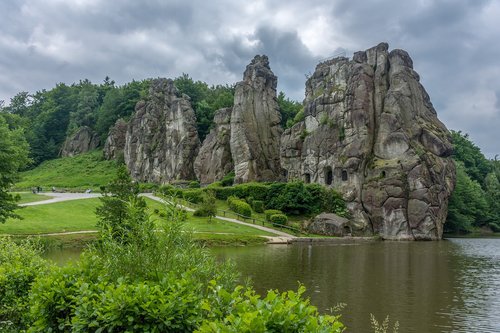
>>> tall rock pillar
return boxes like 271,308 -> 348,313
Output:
230,55 -> 283,183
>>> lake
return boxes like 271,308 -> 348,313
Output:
45,238 -> 500,332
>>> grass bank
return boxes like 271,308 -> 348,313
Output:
14,150 -> 119,191
1,197 -> 271,247
12,192 -> 52,204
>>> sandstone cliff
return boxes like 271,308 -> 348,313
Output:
124,79 -> 200,183
103,118 -> 127,160
230,55 -> 283,183
194,107 -> 233,184
60,126 -> 99,157
281,43 -> 455,240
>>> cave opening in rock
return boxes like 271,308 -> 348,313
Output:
325,166 -> 333,185
341,170 -> 348,181
304,173 -> 311,183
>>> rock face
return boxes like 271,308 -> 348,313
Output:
307,213 -> 352,237
230,55 -> 283,183
281,43 -> 455,240
60,126 -> 99,157
194,107 -> 233,184
103,119 -> 127,160
124,79 -> 200,183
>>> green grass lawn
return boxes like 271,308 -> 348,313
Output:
1,197 -> 273,240
1,198 -> 101,234
12,192 -> 52,204
14,150 -> 119,191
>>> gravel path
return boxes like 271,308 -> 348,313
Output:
20,192 -> 101,206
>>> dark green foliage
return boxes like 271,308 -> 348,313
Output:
451,130 -> 491,186
270,213 -> 288,226
207,185 -> 237,200
183,189 -> 204,204
265,209 -> 283,222
227,196 -> 252,217
277,91 -> 303,128
266,181 -> 314,215
221,171 -> 235,187
194,190 -> 218,219
446,131 -> 500,233
446,162 -> 489,232
0,115 -> 30,223
189,180 -> 201,188
322,188 -> 350,218
197,285 -> 345,332
174,74 -> 234,142
252,200 -> 264,213
95,79 -> 150,142
96,165 -> 149,242
0,238 -> 49,330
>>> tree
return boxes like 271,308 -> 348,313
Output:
446,162 -> 489,233
194,190 -> 217,221
277,91 -> 303,128
451,130 -> 491,186
96,165 -> 148,242
0,115 -> 30,223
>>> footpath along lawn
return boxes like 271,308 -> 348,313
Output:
0,197 -> 273,240
12,192 -> 52,204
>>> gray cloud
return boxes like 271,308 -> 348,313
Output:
0,0 -> 498,157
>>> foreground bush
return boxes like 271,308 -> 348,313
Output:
0,238 -> 49,330
265,209 -> 283,221
270,213 -> 288,226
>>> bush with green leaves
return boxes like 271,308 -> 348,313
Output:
0,238 -> 49,330
265,209 -> 283,222
270,213 -> 288,226
227,196 -> 252,217
194,190 -> 218,220
252,200 -> 264,213
221,172 -> 235,187
197,285 -> 345,333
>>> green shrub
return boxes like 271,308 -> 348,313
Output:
194,191 -> 217,219
270,213 -> 288,226
182,189 -> 204,204
253,200 -> 264,213
189,180 -> 201,188
265,209 -> 283,222
197,285 -> 344,332
221,172 -> 235,187
234,182 -> 269,201
208,186 -> 237,200
322,188 -> 349,217
0,238 -> 49,329
227,196 -> 252,217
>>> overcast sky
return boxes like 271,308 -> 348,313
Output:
1,0 -> 498,157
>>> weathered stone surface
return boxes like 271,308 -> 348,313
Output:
194,107 -> 233,184
103,119 -> 127,160
230,55 -> 283,183
124,79 -> 200,183
280,43 -> 455,240
307,213 -> 352,237
60,126 -> 99,157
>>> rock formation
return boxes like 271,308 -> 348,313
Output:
60,126 -> 99,157
230,55 -> 283,183
307,213 -> 351,237
103,118 -> 127,160
194,107 -> 233,184
124,79 -> 200,183
281,43 -> 455,240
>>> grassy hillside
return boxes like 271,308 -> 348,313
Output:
15,150 -> 120,191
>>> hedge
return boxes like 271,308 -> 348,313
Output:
270,213 -> 288,226
264,209 -> 283,222
227,196 -> 252,217
252,200 -> 264,213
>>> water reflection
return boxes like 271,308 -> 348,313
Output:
211,239 -> 500,333
43,239 -> 500,332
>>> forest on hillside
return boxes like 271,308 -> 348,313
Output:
0,77 -> 498,234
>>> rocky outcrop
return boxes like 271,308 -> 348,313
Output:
103,119 -> 127,160
124,79 -> 200,183
60,126 -> 99,157
281,43 -> 455,240
194,107 -> 233,184
307,213 -> 352,237
230,55 -> 283,183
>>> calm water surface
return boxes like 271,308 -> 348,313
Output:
211,239 -> 500,333
45,238 -> 500,332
